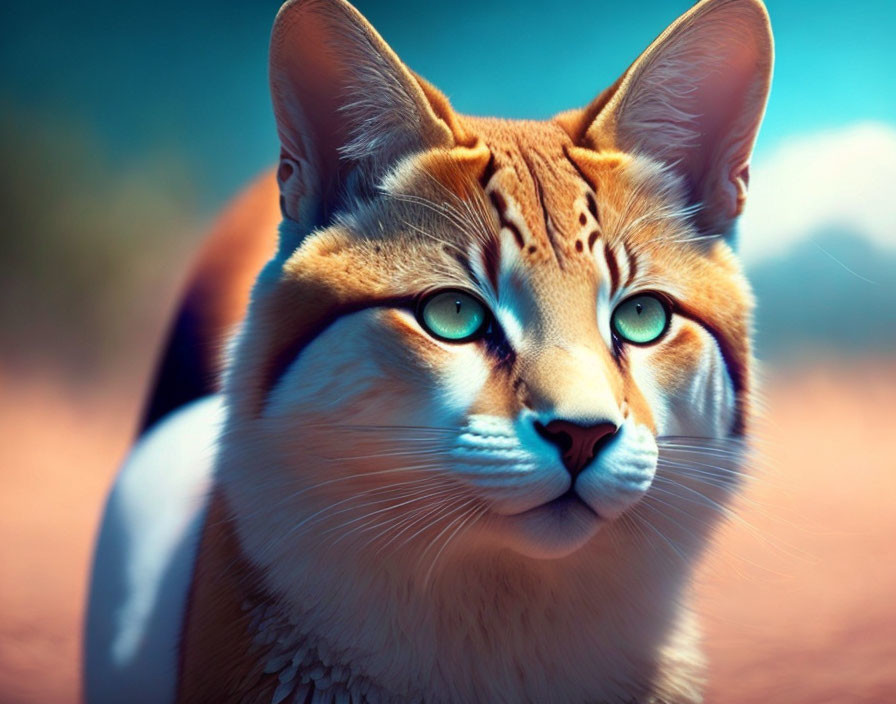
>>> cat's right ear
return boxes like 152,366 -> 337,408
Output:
563,0 -> 773,240
269,0 -> 459,232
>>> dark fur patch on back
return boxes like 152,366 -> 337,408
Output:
139,293 -> 219,435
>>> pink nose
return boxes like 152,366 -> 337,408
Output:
535,419 -> 618,478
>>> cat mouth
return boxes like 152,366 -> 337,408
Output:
524,489 -> 599,519
491,490 -> 604,559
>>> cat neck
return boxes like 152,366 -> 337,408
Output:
179,491 -> 706,703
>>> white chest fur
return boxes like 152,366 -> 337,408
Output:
84,396 -> 223,704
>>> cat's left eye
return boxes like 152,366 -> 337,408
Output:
418,290 -> 489,343
611,293 -> 670,345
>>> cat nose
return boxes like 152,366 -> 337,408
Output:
535,419 -> 618,479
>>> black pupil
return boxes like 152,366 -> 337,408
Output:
635,302 -> 643,315
455,299 -> 462,314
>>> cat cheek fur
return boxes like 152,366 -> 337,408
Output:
87,0 -> 773,700
628,318 -> 738,440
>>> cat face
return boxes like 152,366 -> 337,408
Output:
221,0 -> 770,571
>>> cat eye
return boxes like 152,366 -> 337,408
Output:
611,293 -> 670,345
418,290 -> 489,342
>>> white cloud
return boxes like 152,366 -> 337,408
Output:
738,122 -> 896,264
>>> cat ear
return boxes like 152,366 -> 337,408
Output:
577,0 -> 773,238
269,0 -> 458,230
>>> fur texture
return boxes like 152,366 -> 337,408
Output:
87,1 -> 773,702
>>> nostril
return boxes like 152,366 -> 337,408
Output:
534,421 -> 573,453
535,419 -> 618,477
590,425 -> 617,458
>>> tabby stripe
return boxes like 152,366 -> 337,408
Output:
478,152 -> 498,191
562,146 -> 602,230
261,295 -> 416,412
604,245 -> 621,295
624,245 -> 639,287
586,191 -> 600,225
587,229 -> 601,250
480,236 -> 501,291
488,191 -> 525,249
520,149 -> 563,267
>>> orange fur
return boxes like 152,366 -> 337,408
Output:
132,1 -> 775,701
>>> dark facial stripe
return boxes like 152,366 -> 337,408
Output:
480,236 -> 501,291
562,146 -> 602,230
449,249 -> 479,286
586,191 -> 599,224
588,230 -> 600,250
488,191 -> 525,249
625,245 -> 639,287
673,304 -> 749,437
519,149 -> 563,267
604,244 -> 620,295
484,327 -> 516,371
478,152 -> 497,190
261,294 -> 416,413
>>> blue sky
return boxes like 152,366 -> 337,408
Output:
1,0 -> 894,359
2,0 -> 894,210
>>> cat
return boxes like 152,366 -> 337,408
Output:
85,0 -> 773,701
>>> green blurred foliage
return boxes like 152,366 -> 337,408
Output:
1,105 -> 892,387
0,103 -> 202,378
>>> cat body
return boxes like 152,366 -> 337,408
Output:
85,1 -> 773,702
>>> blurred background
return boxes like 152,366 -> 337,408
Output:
1,0 -> 894,702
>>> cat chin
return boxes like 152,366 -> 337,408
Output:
487,492 -> 605,559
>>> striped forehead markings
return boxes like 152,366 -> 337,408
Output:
586,191 -> 600,224
479,232 -> 501,291
480,146 -> 641,300
624,245 -> 639,288
564,145 -> 603,227
487,190 -> 525,250
564,161 -> 639,297
600,242 -> 640,298
604,244 -> 621,294
519,148 -> 565,268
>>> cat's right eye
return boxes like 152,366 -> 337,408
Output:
417,290 -> 489,343
611,293 -> 670,345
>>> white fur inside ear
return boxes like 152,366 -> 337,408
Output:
269,0 -> 453,212
614,1 -> 769,155
590,0 -> 773,235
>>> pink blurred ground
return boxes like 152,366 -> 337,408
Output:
0,361 -> 894,703
697,362 -> 896,702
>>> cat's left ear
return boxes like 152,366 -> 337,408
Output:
567,0 -> 773,238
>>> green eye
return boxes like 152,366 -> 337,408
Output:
611,294 -> 669,345
419,290 -> 488,342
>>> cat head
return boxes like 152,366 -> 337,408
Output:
221,0 -> 772,572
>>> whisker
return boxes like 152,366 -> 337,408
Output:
648,480 -> 770,544
386,495 -> 476,557
627,506 -> 690,565
422,501 -> 488,589
322,482 -> 466,543
656,458 -> 754,484
316,447 -> 448,462
416,498 -> 481,585
342,488 -> 473,554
